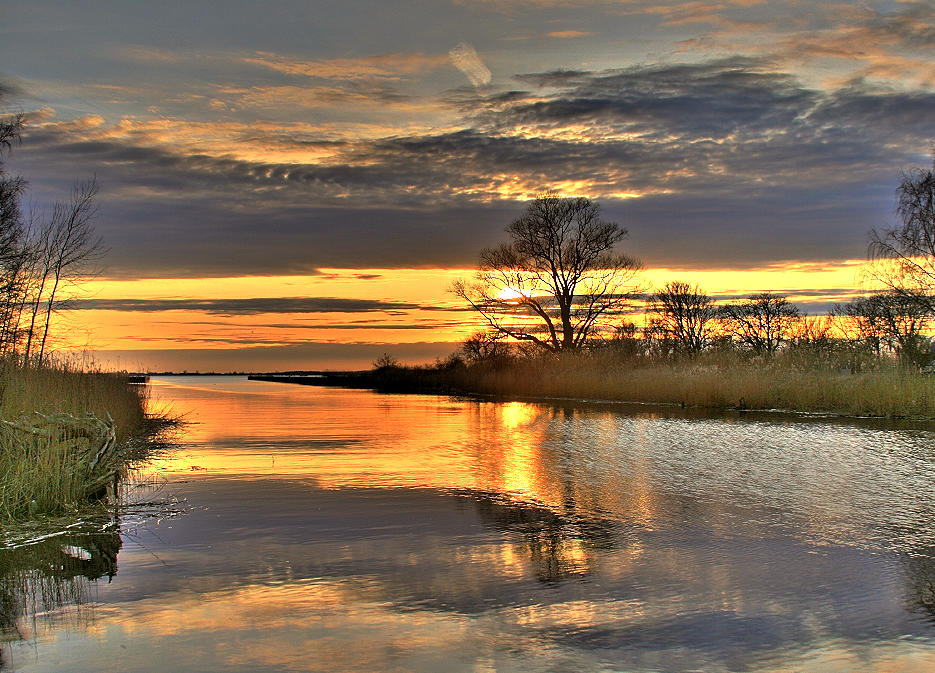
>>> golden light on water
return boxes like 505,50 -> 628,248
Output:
150,383 -> 593,518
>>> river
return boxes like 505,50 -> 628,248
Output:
3,375 -> 935,672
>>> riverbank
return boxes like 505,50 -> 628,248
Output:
0,361 -> 162,520
254,351 -> 935,419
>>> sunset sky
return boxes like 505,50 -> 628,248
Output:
2,0 -> 935,371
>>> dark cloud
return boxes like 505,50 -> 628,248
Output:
262,323 -> 455,330
94,341 -> 460,372
0,77 -> 25,99
60,297 -> 460,314
9,58 -> 935,275
881,3 -> 935,48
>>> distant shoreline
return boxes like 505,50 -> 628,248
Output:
245,362 -> 935,423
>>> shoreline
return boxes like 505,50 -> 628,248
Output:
247,370 -> 935,425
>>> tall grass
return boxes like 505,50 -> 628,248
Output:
0,358 -> 151,520
376,349 -> 935,419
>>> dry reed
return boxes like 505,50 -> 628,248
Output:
0,358 -> 150,519
406,350 -> 935,418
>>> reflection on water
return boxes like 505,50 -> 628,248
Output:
0,525 -> 120,668
4,375 -> 935,672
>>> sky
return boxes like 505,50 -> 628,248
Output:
2,0 -> 935,371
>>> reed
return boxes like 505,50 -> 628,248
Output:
0,358 -> 151,520
383,350 -> 935,419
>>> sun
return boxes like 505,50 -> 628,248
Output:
497,287 -> 526,301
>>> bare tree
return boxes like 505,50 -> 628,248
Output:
0,217 -> 38,354
453,195 -> 641,351
647,281 -> 717,355
720,292 -> 800,355
0,114 -> 24,262
835,292 -> 930,367
460,330 -> 514,364
20,179 -> 104,364
0,104 -> 105,362
869,150 -> 935,312
0,112 -> 26,354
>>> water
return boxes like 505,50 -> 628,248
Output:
4,375 -> 935,672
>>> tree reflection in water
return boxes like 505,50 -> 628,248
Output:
0,525 -> 121,668
469,490 -> 620,583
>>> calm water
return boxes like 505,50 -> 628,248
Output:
4,376 -> 935,672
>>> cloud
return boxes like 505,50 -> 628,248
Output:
243,51 -> 449,81
666,1 -> 935,87
60,297 -> 448,315
0,78 -> 25,99
543,31 -> 594,38
215,82 -> 413,108
448,43 -> 492,87
10,57 -> 935,275
508,31 -> 595,40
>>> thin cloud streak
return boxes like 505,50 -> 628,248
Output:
62,297 -> 467,315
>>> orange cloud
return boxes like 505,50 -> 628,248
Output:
543,30 -> 594,38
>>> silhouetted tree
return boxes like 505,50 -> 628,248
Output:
720,292 -> 800,355
0,113 -> 24,262
33,178 -> 103,364
460,330 -> 514,364
0,111 -> 26,354
453,195 -> 641,351
607,320 -> 643,358
836,292 -> 930,367
647,281 -> 717,355
372,352 -> 400,370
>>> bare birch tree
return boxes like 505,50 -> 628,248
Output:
32,178 -> 103,364
1,98 -> 106,361
869,150 -> 935,313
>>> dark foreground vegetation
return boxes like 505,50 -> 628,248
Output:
0,359 -> 160,520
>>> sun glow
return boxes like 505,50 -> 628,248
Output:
497,287 -> 526,302
44,260 -> 877,371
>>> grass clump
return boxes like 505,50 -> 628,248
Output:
0,358 -> 152,520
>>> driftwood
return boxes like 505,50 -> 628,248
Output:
0,412 -> 121,500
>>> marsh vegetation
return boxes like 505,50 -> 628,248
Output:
0,360 -> 153,520
368,346 -> 935,418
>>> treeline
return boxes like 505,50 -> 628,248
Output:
369,283 -> 935,417
451,284 -> 930,375
0,114 -> 101,365
643,284 -> 928,369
